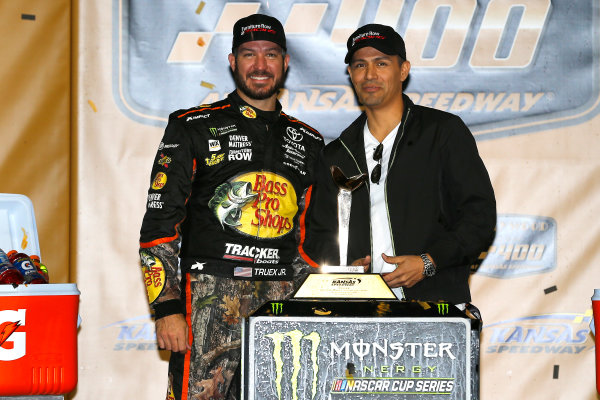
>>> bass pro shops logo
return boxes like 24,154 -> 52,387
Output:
209,172 -> 297,238
264,329 -> 321,400
115,1 -> 599,140
0,309 -> 25,361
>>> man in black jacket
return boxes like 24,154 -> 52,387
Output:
300,24 -> 496,304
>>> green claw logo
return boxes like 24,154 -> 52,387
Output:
265,330 -> 321,400
437,303 -> 449,315
271,302 -> 284,315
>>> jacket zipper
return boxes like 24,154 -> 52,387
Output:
257,123 -> 270,240
384,107 -> 410,299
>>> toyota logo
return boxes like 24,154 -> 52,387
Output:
286,127 -> 303,142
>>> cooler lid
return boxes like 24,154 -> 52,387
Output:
0,193 -> 41,258
0,283 -> 80,296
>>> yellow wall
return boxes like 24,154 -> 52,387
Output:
0,1 -> 71,282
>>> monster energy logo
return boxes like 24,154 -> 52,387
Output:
271,302 -> 283,315
209,127 -> 217,136
437,303 -> 449,315
265,329 -> 321,400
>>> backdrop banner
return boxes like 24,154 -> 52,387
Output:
72,1 -> 600,399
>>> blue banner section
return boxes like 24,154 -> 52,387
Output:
477,214 -> 557,278
113,0 -> 599,140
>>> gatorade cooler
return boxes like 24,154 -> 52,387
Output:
0,283 -> 80,396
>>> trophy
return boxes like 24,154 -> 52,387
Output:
329,166 -> 367,269
293,166 -> 398,300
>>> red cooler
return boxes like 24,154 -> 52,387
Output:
0,283 -> 80,396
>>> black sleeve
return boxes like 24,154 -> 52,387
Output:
139,116 -> 196,317
140,116 -> 196,246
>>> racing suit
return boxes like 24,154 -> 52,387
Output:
139,91 -> 323,399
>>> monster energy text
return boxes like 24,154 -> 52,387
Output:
331,339 -> 457,360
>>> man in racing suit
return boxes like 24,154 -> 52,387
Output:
139,14 -> 323,399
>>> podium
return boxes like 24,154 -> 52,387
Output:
241,299 -> 481,400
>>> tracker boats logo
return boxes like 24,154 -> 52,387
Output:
114,0 -> 599,140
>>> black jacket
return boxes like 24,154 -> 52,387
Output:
300,95 -> 496,304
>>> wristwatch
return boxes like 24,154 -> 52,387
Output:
420,254 -> 436,277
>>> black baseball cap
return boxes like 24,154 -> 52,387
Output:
345,24 -> 406,64
232,14 -> 286,51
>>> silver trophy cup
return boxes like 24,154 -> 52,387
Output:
330,166 -> 368,266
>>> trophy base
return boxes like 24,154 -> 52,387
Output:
293,272 -> 400,300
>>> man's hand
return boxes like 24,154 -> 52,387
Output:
351,255 -> 371,273
380,254 -> 426,288
155,313 -> 191,353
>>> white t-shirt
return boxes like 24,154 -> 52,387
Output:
363,121 -> 400,275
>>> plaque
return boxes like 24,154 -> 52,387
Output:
293,273 -> 398,300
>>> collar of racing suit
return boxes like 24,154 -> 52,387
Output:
227,90 -> 282,123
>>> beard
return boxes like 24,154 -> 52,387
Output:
233,65 -> 285,100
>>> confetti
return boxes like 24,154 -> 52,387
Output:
417,301 -> 431,310
21,228 -> 28,250
544,285 -> 557,294
197,37 -> 206,47
21,14 -> 35,21
201,81 -> 215,89
195,1 -> 206,15
88,100 -> 98,112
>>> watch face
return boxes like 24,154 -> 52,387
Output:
424,265 -> 435,277
421,254 -> 435,277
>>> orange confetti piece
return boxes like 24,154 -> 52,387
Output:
21,228 -> 28,250
417,301 -> 431,310
88,100 -> 98,112
195,1 -> 206,15
197,37 -> 206,47
201,81 -> 215,89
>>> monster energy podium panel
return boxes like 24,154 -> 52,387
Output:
241,300 -> 481,400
